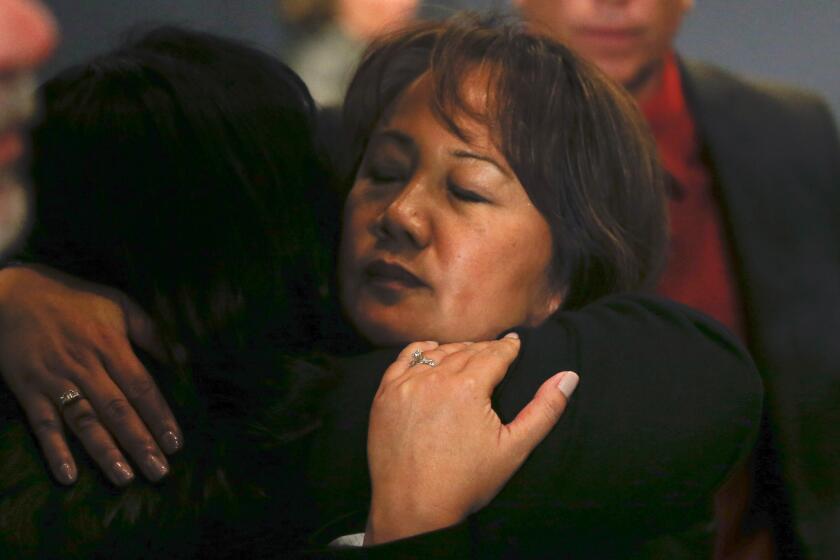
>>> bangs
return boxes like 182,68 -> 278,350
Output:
343,13 -> 667,307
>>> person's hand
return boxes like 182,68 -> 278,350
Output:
364,335 -> 579,545
0,264 -> 182,485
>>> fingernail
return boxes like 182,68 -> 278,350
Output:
58,462 -> 77,485
144,455 -> 169,481
557,371 -> 579,398
111,461 -> 135,486
504,332 -> 520,340
423,341 -> 439,347
160,430 -> 183,454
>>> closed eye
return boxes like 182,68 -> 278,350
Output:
365,162 -> 407,185
448,181 -> 489,203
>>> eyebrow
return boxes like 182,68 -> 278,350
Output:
451,149 -> 511,177
369,129 -> 414,152
373,129 -> 511,178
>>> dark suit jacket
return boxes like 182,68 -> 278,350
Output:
682,61 -> 840,558
307,294 -> 763,557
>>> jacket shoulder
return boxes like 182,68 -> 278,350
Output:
682,60 -> 832,117
681,59 -> 840,175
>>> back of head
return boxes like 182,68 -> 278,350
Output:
3,27 -> 334,557
343,13 -> 667,308
30,26 -> 335,355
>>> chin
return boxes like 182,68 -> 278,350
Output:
357,320 -> 415,347
345,302 -> 410,347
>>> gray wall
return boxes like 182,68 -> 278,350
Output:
678,0 -> 840,122
41,0 -> 839,122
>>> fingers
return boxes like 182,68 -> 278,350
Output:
381,341 -> 441,383
447,333 -> 522,390
503,370 -> 579,455
99,337 -> 183,456
411,342 -> 475,369
58,394 -> 137,486
64,360 -> 171,482
21,394 -> 78,485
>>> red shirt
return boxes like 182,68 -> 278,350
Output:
641,53 -> 745,338
641,53 -> 772,559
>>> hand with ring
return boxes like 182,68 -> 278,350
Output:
365,334 -> 579,545
407,349 -> 437,367
0,264 -> 181,486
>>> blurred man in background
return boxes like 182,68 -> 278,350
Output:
280,0 -> 419,107
0,0 -> 57,259
514,0 -> 840,557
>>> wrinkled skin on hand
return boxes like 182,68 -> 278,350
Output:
0,264 -> 181,485
365,337 -> 577,544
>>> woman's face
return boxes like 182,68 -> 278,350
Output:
339,73 -> 562,345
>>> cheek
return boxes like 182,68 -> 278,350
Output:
441,226 -> 552,315
648,2 -> 685,43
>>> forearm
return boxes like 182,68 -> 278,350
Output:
311,294 -> 763,544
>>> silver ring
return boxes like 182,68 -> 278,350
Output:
57,389 -> 85,411
408,349 -> 437,368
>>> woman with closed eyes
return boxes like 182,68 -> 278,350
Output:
0,15 -> 761,556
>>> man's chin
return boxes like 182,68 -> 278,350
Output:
0,173 -> 32,260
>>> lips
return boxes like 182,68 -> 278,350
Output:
576,26 -> 643,49
364,259 -> 426,289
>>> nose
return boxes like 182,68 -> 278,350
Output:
373,178 -> 431,250
0,0 -> 58,72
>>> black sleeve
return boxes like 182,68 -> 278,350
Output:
475,293 -> 763,542
296,522 -> 474,559
307,294 -> 763,548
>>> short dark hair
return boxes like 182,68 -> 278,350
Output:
342,13 -> 667,308
29,26 -> 337,353
2,27 -> 336,557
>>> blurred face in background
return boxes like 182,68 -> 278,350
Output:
337,0 -> 420,41
0,0 -> 57,256
515,0 -> 692,98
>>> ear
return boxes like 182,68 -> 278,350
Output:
527,286 -> 565,327
545,290 -> 563,317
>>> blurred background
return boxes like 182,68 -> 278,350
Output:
40,0 -> 839,123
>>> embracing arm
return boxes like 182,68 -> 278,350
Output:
0,265 -> 181,485
310,293 -> 763,549
481,294 -> 763,537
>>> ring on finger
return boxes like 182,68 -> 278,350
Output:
57,388 -> 86,412
409,349 -> 437,368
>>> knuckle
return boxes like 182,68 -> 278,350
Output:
32,417 -> 62,438
471,341 -> 491,352
541,397 -> 564,421
395,379 -> 418,400
459,376 -> 478,392
70,409 -> 101,432
96,327 -> 124,348
74,320 -> 108,347
103,397 -> 134,422
59,354 -> 97,382
125,377 -> 156,401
